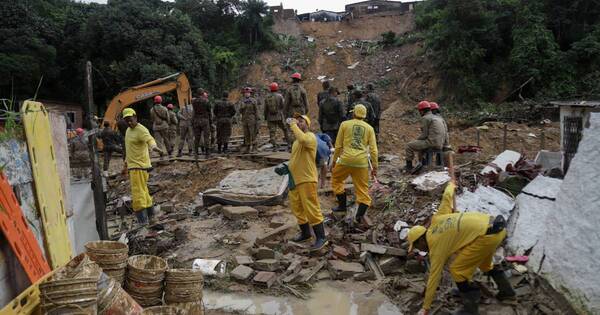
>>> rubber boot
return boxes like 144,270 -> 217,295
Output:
177,149 -> 183,157
147,206 -> 157,225
291,223 -> 313,243
332,194 -> 347,213
488,268 -> 516,301
135,210 -> 148,225
310,222 -> 329,251
355,203 -> 369,225
455,289 -> 480,315
404,160 -> 413,172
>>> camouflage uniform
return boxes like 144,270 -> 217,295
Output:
177,104 -> 194,155
192,97 -> 212,156
405,112 -> 445,161
239,96 -> 259,153
366,91 -> 382,135
284,83 -> 309,116
150,103 -> 172,156
213,98 -> 236,152
264,91 -> 291,149
168,109 -> 178,145
318,95 -> 345,145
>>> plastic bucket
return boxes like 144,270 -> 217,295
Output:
98,277 -> 143,315
126,255 -> 167,307
142,306 -> 186,315
40,277 -> 98,315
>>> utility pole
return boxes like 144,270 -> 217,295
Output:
85,61 -> 108,240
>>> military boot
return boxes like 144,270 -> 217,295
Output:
177,149 -> 183,157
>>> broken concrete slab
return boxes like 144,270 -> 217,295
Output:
222,206 -> 258,220
384,247 -> 407,257
253,271 -> 277,288
235,256 -> 254,265
231,265 -> 254,282
380,257 -> 403,274
456,185 -> 515,219
328,260 -> 365,279
254,247 -> 275,260
207,204 -> 223,214
255,223 -> 295,245
405,260 -> 426,274
361,243 -> 387,255
253,259 -> 280,272
411,171 -> 451,192
299,260 -> 326,282
269,216 -> 287,228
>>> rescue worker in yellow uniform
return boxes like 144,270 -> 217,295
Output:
405,101 -> 446,171
264,82 -> 291,150
286,114 -> 327,251
331,104 -> 378,225
407,182 -> 516,315
122,108 -> 165,224
240,87 -> 259,153
150,95 -> 172,158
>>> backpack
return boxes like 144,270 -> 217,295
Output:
321,97 -> 340,122
290,85 -> 303,107
265,94 -> 279,114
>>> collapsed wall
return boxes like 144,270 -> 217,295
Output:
508,113 -> 600,314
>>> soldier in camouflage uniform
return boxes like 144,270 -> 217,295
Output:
284,72 -> 309,116
150,95 -> 172,158
347,90 -> 376,128
264,82 -> 291,151
318,86 -> 345,145
167,104 -> 178,151
192,89 -> 213,158
239,87 -> 259,153
366,83 -> 382,137
177,102 -> 194,156
213,92 -> 236,153
317,80 -> 330,108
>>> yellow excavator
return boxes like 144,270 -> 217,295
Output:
102,72 -> 192,127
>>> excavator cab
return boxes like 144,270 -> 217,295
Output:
102,72 -> 192,128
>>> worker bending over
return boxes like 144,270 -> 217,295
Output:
331,104 -> 378,225
407,181 -> 516,315
405,101 -> 446,171
286,115 -> 328,251
122,108 -> 165,224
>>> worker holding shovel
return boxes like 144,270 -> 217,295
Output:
407,156 -> 516,315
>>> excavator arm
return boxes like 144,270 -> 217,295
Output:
102,72 -> 192,127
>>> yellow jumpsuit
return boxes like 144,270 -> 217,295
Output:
331,118 -> 378,206
125,123 -> 156,212
288,123 -> 324,226
422,182 -> 505,310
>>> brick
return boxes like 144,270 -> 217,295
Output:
231,265 -> 254,282
328,260 -> 364,279
235,256 -> 254,265
253,259 -> 280,272
361,243 -> 387,255
384,246 -> 407,257
269,216 -> 287,228
253,271 -> 277,288
286,260 -> 302,274
222,206 -> 258,220
350,244 -> 361,255
332,245 -> 350,260
350,233 -> 367,241
207,204 -> 223,214
354,271 -> 376,281
380,257 -> 403,275
254,247 -> 275,260
255,223 -> 295,244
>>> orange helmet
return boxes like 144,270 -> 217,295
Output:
430,102 -> 439,110
153,95 -> 162,104
243,87 -> 253,93
269,82 -> 279,92
291,72 -> 302,80
417,101 -> 430,111
167,104 -> 174,109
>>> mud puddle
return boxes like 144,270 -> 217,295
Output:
203,281 -> 402,315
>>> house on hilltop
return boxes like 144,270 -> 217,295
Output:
345,0 -> 420,17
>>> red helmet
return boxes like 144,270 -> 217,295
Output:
269,82 -> 279,92
202,92 -> 208,98
76,128 -> 84,136
291,72 -> 302,80
167,104 -> 174,109
417,101 -> 430,111
243,87 -> 252,93
430,102 -> 439,110
153,95 -> 162,104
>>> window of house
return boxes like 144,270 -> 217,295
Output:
274,9 -> 279,13
367,5 -> 373,9
373,5 -> 379,9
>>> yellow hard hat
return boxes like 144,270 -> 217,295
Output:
122,108 -> 136,118
407,225 -> 427,252
294,113 -> 311,126
351,104 -> 367,119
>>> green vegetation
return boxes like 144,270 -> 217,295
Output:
415,0 -> 600,105
0,0 -> 276,112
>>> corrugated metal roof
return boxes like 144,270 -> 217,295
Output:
549,100 -> 600,107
